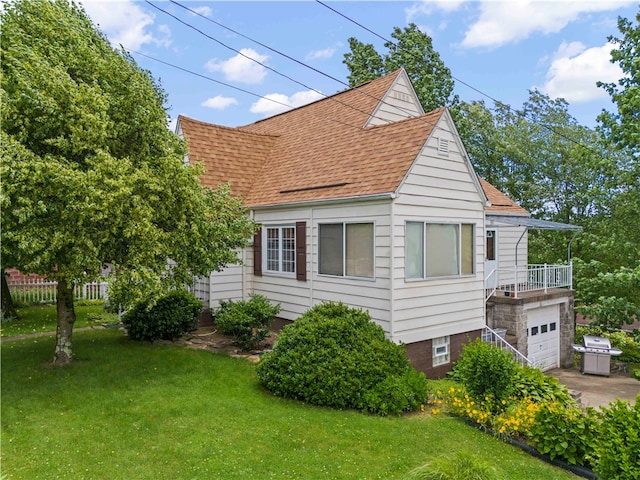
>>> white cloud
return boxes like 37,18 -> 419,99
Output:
540,41 -> 622,103
205,48 -> 269,84
80,1 -> 171,50
250,90 -> 324,117
201,95 -> 239,110
190,6 -> 213,17
306,47 -> 337,61
461,1 -> 635,49
406,0 -> 465,22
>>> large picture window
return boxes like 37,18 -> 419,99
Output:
405,222 -> 475,279
265,226 -> 295,273
319,223 -> 374,278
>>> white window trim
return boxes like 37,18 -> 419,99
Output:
317,221 -> 376,280
263,225 -> 296,276
405,221 -> 476,280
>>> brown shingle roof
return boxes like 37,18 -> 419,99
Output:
181,71 -> 446,207
479,177 -> 529,215
179,116 -> 278,200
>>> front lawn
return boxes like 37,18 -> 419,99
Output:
0,301 -> 117,338
1,329 -> 577,479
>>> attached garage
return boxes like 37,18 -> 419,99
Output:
526,304 -> 560,371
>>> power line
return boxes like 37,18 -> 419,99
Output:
149,0 -> 451,136
125,48 -> 363,131
315,0 -> 597,153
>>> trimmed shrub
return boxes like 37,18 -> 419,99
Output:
123,290 -> 202,342
257,302 -> 427,416
215,294 -> 280,351
529,402 -> 597,466
592,398 -> 640,480
452,339 -> 516,408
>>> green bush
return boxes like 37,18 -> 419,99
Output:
529,403 -> 597,466
123,290 -> 202,342
407,451 -> 500,480
257,302 -> 427,416
215,294 -> 280,351
511,365 -> 575,405
592,398 -> 640,480
452,339 -> 516,409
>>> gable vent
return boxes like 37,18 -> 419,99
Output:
437,138 -> 450,156
393,91 -> 411,102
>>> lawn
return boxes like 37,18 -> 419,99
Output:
0,301 -> 118,338
0,329 -> 578,480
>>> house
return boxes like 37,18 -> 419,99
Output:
178,69 -> 577,378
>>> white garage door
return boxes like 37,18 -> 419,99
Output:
527,305 -> 559,371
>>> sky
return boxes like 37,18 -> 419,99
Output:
79,0 -> 638,130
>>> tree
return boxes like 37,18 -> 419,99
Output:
597,9 -> 640,158
1,269 -> 18,320
1,0 -> 255,365
343,24 -> 458,112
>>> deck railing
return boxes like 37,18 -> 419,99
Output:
481,326 -> 532,367
488,263 -> 573,298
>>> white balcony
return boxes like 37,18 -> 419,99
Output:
486,263 -> 573,299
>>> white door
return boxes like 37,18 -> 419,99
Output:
527,305 -> 560,371
485,230 -> 498,289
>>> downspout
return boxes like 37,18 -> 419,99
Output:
245,209 -> 255,300
310,207 -> 314,309
567,230 -> 580,290
389,198 -> 396,341
514,227 -> 528,298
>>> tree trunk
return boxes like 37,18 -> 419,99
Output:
1,269 -> 19,320
53,279 -> 76,365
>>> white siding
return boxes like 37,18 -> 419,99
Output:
366,71 -> 424,127
246,200 -> 394,334
209,264 -> 244,309
391,112 -> 486,344
494,224 -> 528,287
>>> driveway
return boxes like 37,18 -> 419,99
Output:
548,366 -> 639,408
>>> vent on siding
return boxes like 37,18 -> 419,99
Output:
393,91 -> 411,102
437,138 -> 450,156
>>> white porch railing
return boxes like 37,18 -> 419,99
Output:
481,326 -> 532,367
488,263 -> 573,298
6,279 -> 109,304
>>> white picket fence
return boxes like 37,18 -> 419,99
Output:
6,279 -> 109,304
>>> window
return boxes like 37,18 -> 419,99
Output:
265,226 -> 295,273
405,222 -> 475,279
319,223 -> 374,278
432,336 -> 450,366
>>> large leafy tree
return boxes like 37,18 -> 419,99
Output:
1,0 -> 255,364
576,9 -> 640,328
343,23 -> 458,112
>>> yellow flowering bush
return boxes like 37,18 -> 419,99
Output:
494,397 -> 541,438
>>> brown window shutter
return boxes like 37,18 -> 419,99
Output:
253,226 -> 262,277
296,221 -> 307,281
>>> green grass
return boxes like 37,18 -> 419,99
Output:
0,301 -> 117,338
1,329 -> 577,480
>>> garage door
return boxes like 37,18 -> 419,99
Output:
527,305 -> 559,371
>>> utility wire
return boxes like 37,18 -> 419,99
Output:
152,0 -> 450,135
315,0 -> 597,153
145,0 -> 407,130
126,48 -> 363,131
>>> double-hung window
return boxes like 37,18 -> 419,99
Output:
319,222 -> 374,278
405,222 -> 474,279
265,226 -> 295,274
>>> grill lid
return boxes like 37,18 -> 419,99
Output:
583,335 -> 612,350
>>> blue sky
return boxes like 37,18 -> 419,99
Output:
81,1 -> 638,129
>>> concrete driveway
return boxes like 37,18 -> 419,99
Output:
548,366 -> 640,408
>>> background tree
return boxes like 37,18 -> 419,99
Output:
576,8 -> 640,328
343,24 -> 458,112
1,0 -> 255,365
